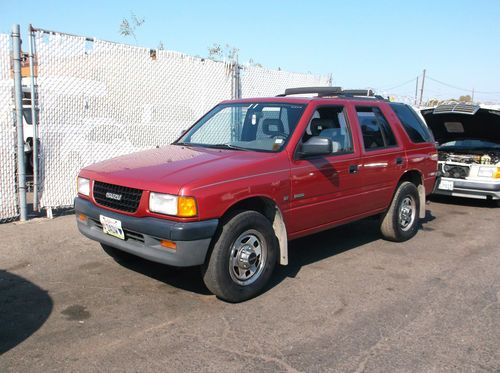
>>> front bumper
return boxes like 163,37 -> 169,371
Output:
433,177 -> 500,200
75,197 -> 219,267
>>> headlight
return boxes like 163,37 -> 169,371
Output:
478,167 -> 494,178
77,177 -> 90,196
149,192 -> 197,217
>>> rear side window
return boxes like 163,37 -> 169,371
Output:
356,106 -> 397,150
390,103 -> 433,143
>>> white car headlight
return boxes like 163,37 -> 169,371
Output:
77,177 -> 90,196
478,167 -> 494,178
149,192 -> 178,215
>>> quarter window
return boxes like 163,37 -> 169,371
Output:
356,106 -> 397,150
389,103 -> 433,143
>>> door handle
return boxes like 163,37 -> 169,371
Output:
396,157 -> 404,165
349,164 -> 358,174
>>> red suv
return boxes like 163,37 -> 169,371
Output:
75,87 -> 437,302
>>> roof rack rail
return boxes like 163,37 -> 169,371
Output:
277,86 -> 386,100
277,87 -> 343,96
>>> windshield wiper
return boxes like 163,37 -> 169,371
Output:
206,143 -> 249,151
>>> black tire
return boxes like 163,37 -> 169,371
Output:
101,243 -> 134,262
202,210 -> 278,303
380,181 -> 420,242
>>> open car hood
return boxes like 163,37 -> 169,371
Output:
421,105 -> 500,144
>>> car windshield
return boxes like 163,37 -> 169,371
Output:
175,102 -> 306,152
439,139 -> 500,150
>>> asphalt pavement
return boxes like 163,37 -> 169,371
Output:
0,196 -> 499,372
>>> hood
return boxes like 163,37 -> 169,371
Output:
421,106 -> 500,144
80,145 -> 279,194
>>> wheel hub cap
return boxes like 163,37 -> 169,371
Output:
237,246 -> 257,269
229,230 -> 267,286
399,196 -> 415,231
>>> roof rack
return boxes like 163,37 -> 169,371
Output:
277,86 -> 386,100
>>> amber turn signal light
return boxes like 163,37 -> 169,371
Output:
78,213 -> 88,222
160,240 -> 177,250
177,196 -> 197,217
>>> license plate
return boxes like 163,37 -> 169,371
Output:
438,179 -> 454,191
100,215 -> 125,240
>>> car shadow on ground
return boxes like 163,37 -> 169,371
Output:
105,210 -> 435,298
269,211 -> 433,289
103,246 -> 212,295
0,270 -> 53,354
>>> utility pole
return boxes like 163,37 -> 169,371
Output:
471,88 -> 474,103
418,69 -> 426,107
414,76 -> 419,106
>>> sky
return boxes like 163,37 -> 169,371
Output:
2,0 -> 500,103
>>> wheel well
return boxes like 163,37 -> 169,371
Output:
399,170 -> 422,186
222,197 -> 276,223
222,197 -> 289,265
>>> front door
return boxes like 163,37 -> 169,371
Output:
288,104 -> 363,236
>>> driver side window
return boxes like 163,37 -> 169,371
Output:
301,106 -> 353,154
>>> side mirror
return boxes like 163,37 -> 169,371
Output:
300,136 -> 332,157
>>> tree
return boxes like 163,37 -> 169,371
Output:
207,43 -> 239,62
119,12 -> 145,44
248,58 -> 263,68
458,95 -> 472,102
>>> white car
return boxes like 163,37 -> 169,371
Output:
421,103 -> 500,203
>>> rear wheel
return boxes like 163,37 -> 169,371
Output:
202,210 -> 278,302
380,182 -> 420,242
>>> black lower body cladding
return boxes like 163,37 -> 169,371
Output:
75,197 -> 218,267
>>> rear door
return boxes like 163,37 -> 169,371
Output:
349,103 -> 406,211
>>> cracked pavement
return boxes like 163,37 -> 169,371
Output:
0,196 -> 499,372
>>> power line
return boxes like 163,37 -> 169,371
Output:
381,77 -> 418,91
427,76 -> 500,95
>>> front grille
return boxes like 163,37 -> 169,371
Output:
433,103 -> 480,115
93,181 -> 142,213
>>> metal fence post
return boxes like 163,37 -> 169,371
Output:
231,56 -> 241,100
230,58 -> 241,141
235,60 -> 241,100
12,24 -> 28,221
28,25 -> 39,211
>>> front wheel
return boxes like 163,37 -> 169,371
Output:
202,210 -> 278,302
380,182 -> 420,242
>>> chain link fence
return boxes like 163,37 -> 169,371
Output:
0,27 -> 330,219
35,32 -> 234,208
241,65 -> 331,98
0,34 -> 18,222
